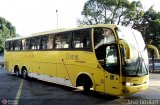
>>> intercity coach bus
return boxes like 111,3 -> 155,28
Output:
4,24 -> 159,96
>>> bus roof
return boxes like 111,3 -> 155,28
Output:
6,24 -> 117,41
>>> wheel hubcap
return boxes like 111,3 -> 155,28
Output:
23,70 -> 27,78
16,71 -> 19,76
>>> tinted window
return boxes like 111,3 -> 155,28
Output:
41,35 -> 54,50
10,41 -> 14,51
94,28 -> 115,49
5,41 -> 9,51
41,36 -> 48,49
30,37 -> 40,50
47,35 -> 54,49
55,33 -> 70,49
105,45 -> 119,74
22,39 -> 30,50
14,40 -> 21,50
72,29 -> 91,49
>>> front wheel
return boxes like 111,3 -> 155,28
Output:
83,78 -> 91,92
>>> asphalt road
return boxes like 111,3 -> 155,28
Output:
0,68 -> 160,105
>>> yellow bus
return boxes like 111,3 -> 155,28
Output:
4,24 -> 159,96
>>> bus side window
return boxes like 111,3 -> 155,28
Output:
41,36 -> 48,50
30,37 -> 40,50
54,33 -> 70,49
14,40 -> 21,51
10,41 -> 14,51
22,39 -> 30,50
5,41 -> 9,51
72,29 -> 91,49
47,35 -> 53,49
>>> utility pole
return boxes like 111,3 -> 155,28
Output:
56,9 -> 58,29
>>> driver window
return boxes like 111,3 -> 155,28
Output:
106,46 -> 118,64
105,45 -> 119,74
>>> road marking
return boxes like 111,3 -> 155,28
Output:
13,79 -> 24,105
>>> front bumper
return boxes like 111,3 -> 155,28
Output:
122,82 -> 149,95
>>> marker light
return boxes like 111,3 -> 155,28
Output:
123,82 -> 134,86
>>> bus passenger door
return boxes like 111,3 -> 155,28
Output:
104,45 -> 120,95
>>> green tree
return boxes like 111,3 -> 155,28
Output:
133,6 -> 160,50
0,17 -> 16,52
77,0 -> 144,26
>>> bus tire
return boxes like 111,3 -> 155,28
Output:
22,67 -> 28,79
14,65 -> 20,77
83,79 -> 90,92
76,74 -> 92,93
15,70 -> 19,77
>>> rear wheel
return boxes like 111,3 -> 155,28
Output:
15,70 -> 19,76
14,66 -> 20,77
22,68 -> 28,79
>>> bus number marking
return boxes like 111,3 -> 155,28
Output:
66,53 -> 79,60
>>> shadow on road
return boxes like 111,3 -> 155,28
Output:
1,69 -> 121,105
11,76 -> 120,105
26,77 -> 119,99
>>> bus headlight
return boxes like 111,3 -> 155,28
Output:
123,82 -> 134,86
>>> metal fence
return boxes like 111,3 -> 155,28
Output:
149,58 -> 160,72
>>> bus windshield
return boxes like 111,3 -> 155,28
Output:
116,26 -> 149,76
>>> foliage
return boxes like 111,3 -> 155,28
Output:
0,17 -> 16,52
77,0 -> 144,26
78,0 -> 160,50
133,6 -> 160,50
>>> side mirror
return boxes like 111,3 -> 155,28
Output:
145,44 -> 159,60
117,39 -> 130,59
